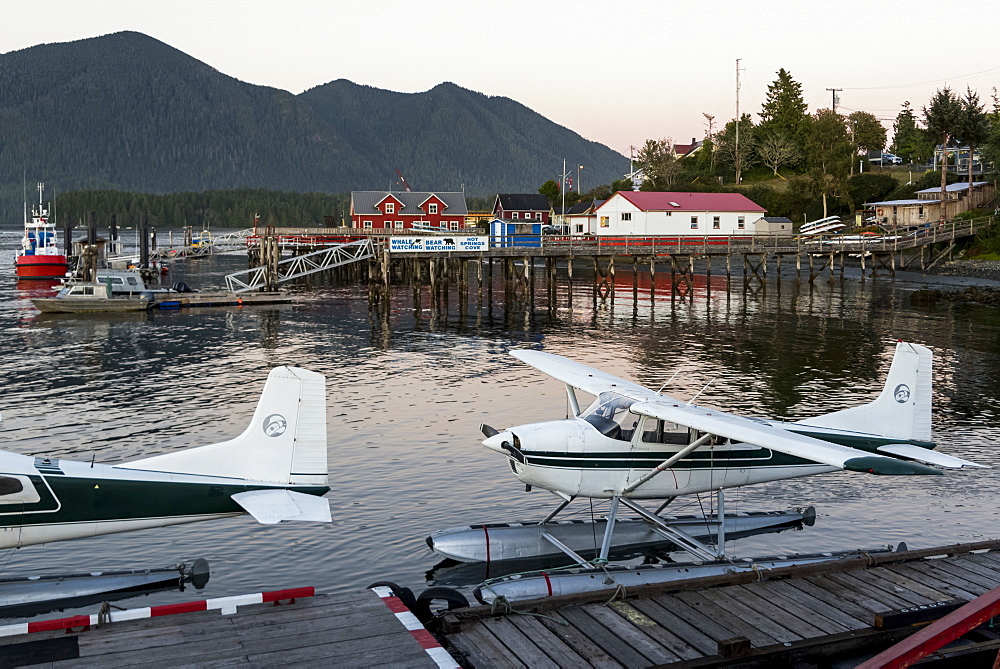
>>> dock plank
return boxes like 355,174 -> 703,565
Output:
605,602 -> 702,660
559,606 -> 653,668
583,602 -> 682,663
672,590 -> 778,647
935,557 -> 1000,588
480,616 -> 560,669
740,581 -> 849,635
812,573 -> 911,611
508,614 -> 594,668
696,587 -> 802,644
629,599 -> 717,656
652,594 -> 749,644
537,613 -> 624,669
726,584 -> 830,638
894,563 -> 980,601
960,553 -> 1000,578
845,569 -> 934,606
874,565 -> 960,602
762,580 -> 868,631
908,561 -> 991,596
449,628 -> 524,669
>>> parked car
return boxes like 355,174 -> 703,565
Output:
869,152 -> 903,166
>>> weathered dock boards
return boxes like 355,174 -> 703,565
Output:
0,590 -> 448,667
440,541 -> 1000,668
151,291 -> 293,309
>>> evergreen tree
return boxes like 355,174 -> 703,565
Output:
924,87 -> 964,220
890,102 -> 926,162
847,111 -> 887,174
956,87 -> 990,190
804,110 -> 853,218
759,69 -> 809,137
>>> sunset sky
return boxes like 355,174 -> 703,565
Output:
6,0 -> 1000,157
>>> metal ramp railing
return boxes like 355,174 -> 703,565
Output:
224,239 -> 375,293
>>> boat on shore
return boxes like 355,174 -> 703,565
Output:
31,281 -> 150,313
14,182 -> 69,280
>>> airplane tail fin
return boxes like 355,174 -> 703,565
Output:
120,367 -> 328,487
796,341 -> 932,442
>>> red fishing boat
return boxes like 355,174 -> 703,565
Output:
14,182 -> 69,280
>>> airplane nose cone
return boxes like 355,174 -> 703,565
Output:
482,431 -> 514,453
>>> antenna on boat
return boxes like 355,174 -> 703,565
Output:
687,377 -> 717,405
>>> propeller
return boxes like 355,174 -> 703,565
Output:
480,423 -> 499,438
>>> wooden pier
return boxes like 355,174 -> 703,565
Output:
438,540 -> 1000,668
0,588 -> 456,667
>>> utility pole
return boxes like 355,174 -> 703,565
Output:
735,58 -> 743,185
826,88 -> 842,113
559,159 -> 570,227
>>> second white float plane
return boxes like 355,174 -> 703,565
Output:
432,341 -> 986,566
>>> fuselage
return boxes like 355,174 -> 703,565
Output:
488,413 -> 934,499
0,450 -> 329,548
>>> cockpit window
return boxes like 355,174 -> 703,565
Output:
581,392 -> 641,441
0,477 -> 23,495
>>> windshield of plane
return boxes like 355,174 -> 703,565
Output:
580,392 -> 640,441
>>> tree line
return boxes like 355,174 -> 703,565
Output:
537,70 -> 997,222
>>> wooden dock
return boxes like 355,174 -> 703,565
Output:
151,291 -> 293,310
439,540 -> 1000,668
0,588 -> 456,667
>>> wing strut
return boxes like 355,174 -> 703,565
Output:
623,432 -> 713,494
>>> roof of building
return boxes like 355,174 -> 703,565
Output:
351,191 -> 468,216
608,191 -> 766,213
562,200 -> 604,215
759,217 -> 793,223
495,194 -> 551,212
915,181 -> 988,194
673,139 -> 702,157
865,199 -> 940,206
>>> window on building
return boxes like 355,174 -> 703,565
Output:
713,216 -> 721,229
395,221 -> 404,229
385,203 -> 395,214
450,221 -> 459,230
690,216 -> 698,229
665,211 -> 671,216
575,224 -> 584,234
429,203 -> 439,215
600,216 -> 610,228
363,220 -> 373,229
737,216 -> 745,230
918,206 -> 924,219
621,212 -> 632,222
512,211 -> 519,219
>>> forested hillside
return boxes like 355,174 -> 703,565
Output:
0,32 -> 626,221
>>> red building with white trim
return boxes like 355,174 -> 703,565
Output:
350,191 -> 468,231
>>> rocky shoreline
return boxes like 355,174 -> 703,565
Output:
927,259 -> 1000,282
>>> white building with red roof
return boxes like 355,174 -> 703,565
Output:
590,191 -> 766,236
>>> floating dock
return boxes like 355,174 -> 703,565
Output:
438,540 -> 1000,667
151,291 -> 293,310
0,587 -> 456,667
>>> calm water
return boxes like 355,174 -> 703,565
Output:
1,226 -> 1000,620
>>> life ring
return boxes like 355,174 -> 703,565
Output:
876,208 -> 884,216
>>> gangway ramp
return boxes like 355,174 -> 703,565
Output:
225,239 -> 375,293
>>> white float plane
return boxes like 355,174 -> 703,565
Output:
429,341 -> 985,569
0,367 -> 331,549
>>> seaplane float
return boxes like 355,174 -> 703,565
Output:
0,367 -> 331,607
426,341 -> 987,603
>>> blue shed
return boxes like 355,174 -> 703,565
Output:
489,218 -> 542,248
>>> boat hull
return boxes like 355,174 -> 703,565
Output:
14,255 -> 69,280
31,297 -> 150,314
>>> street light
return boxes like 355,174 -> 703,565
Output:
577,165 -> 584,193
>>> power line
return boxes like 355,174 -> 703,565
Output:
841,65 -> 1000,91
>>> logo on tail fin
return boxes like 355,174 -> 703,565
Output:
894,384 -> 911,403
263,414 -> 287,437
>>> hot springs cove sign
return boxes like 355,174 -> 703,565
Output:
388,237 -> 488,253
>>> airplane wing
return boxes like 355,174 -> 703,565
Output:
511,350 -> 660,399
232,490 -> 332,524
629,400 -> 942,475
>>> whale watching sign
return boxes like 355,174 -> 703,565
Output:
389,237 -> 488,253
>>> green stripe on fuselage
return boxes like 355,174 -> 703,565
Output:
0,476 -> 330,526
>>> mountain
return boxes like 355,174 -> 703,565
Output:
0,32 -> 627,218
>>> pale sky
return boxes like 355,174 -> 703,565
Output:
6,0 -> 1000,158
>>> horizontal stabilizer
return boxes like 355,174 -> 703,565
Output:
877,444 -> 989,469
232,490 -> 332,524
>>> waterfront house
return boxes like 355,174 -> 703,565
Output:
754,216 -> 794,235
866,181 -> 995,228
592,191 -> 765,236
350,191 -> 468,231
492,194 -> 551,224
